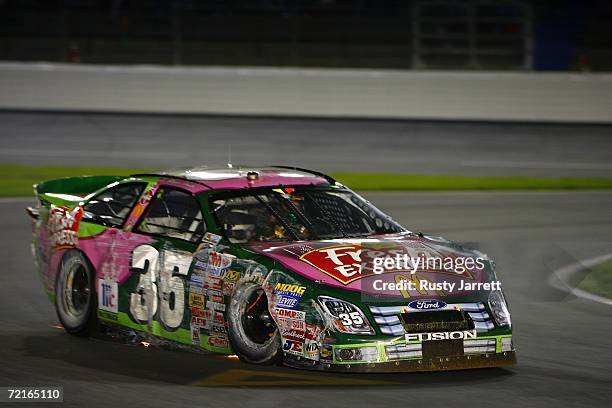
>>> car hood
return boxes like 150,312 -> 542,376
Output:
247,232 -> 492,299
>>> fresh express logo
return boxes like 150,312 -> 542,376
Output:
48,206 -> 83,249
300,244 -> 362,285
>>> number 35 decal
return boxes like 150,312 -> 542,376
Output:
129,244 -> 192,330
338,312 -> 364,326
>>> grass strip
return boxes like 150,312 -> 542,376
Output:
572,259 -> 612,301
2,164 -> 612,197
331,172 -> 612,191
0,165 -> 150,197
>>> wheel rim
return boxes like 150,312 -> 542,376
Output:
241,288 -> 276,345
63,263 -> 90,318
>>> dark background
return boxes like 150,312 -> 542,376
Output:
1,0 -> 611,71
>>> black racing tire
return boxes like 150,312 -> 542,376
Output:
55,250 -> 97,336
227,282 -> 281,365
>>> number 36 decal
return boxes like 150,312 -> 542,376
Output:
129,244 -> 192,330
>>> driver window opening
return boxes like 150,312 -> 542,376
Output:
82,183 -> 145,227
136,187 -> 205,243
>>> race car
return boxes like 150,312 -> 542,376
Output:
27,166 -> 516,372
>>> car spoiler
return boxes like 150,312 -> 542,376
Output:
33,175 -> 124,207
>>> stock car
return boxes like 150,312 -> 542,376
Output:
27,166 -> 516,372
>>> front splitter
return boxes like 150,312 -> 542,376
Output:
285,351 -> 516,373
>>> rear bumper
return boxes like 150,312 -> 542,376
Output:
286,350 -> 516,373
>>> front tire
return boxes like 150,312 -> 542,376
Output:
55,250 -> 97,336
227,282 -> 281,364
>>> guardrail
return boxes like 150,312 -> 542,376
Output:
1,62 -> 610,123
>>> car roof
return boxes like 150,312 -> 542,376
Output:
131,166 -> 334,191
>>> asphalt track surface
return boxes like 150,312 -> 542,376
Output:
1,111 -> 612,177
1,190 -> 612,408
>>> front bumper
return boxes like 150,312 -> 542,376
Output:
286,350 -> 516,373
284,333 -> 516,373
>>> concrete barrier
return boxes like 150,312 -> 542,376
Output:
1,62 -> 611,123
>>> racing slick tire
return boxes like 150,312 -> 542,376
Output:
55,250 -> 97,336
227,282 -> 282,365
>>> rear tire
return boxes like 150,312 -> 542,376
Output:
55,250 -> 97,336
227,282 -> 281,365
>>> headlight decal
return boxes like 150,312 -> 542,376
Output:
318,296 -> 375,335
488,290 -> 511,327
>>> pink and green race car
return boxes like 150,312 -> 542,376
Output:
28,166 -> 516,372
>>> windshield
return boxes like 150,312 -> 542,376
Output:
211,186 -> 404,243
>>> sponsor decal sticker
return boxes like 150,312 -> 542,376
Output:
320,345 -> 333,362
98,279 -> 118,313
208,335 -> 229,348
191,324 -> 201,345
305,324 -> 322,341
207,252 -> 234,277
273,283 -> 306,297
303,341 -> 320,360
189,285 -> 204,295
222,281 -> 235,295
188,293 -> 205,308
405,329 -> 477,342
199,232 -> 222,249
278,318 -> 306,331
191,316 -> 207,328
211,324 -> 227,335
204,277 -> 223,291
276,309 -> 306,320
300,244 -> 362,285
213,312 -> 225,325
276,295 -> 299,310
191,307 -> 209,318
124,185 -> 158,231
283,339 -> 304,356
280,327 -> 305,342
206,301 -> 226,312
408,299 -> 447,310
48,206 -> 83,249
224,269 -> 241,283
